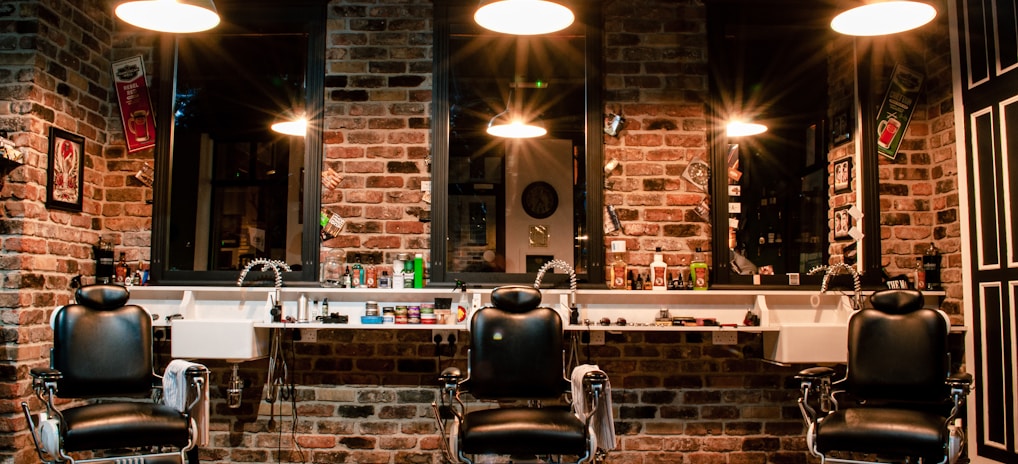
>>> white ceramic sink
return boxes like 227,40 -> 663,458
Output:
171,319 -> 270,362
762,323 -> 848,364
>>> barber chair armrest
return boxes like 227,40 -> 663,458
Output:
29,368 -> 61,397
945,372 -> 973,422
436,367 -> 465,422
28,368 -> 63,419
183,364 -> 209,414
796,366 -> 835,380
946,372 -> 973,389
796,366 -> 836,423
581,370 -> 609,425
29,368 -> 62,383
439,367 -> 463,385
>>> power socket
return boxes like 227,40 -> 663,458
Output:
588,331 -> 605,345
299,328 -> 317,343
712,331 -> 738,345
432,329 -> 457,344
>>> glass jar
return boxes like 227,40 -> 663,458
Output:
323,253 -> 343,287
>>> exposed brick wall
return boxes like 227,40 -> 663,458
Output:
320,0 -> 433,266
186,329 -> 808,464
602,0 -> 712,274
873,16 -> 963,320
0,2 -> 132,463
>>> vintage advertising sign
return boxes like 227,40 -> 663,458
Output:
875,64 -> 924,160
112,56 -> 156,152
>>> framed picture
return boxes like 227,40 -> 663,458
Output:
831,109 -> 853,146
833,205 -> 854,241
833,157 -> 853,194
46,127 -> 85,212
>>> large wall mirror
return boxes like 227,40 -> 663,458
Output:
706,0 -> 876,287
151,1 -> 325,284
431,0 -> 604,285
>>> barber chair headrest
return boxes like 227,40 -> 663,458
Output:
75,284 -> 130,310
868,288 -> 923,315
490,285 -> 542,313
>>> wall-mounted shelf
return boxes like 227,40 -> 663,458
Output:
128,286 -> 949,364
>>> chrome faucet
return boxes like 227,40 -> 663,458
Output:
238,258 -> 292,313
808,263 -> 861,310
534,259 -> 578,325
238,258 -> 291,288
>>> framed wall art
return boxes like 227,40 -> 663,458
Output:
830,109 -> 853,146
834,205 -> 854,241
833,157 -> 853,194
46,127 -> 85,212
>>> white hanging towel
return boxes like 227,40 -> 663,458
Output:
570,364 -> 616,451
163,359 -> 209,446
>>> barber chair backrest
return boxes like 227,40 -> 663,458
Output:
52,285 -> 155,398
845,289 -> 949,403
466,285 -> 569,400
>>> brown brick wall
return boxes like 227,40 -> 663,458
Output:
873,18 -> 963,319
320,0 -> 433,265
0,1 -> 154,462
602,0 -> 712,272
187,329 -> 808,464
1,2 -> 116,463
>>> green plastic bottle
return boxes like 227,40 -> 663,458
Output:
690,248 -> 708,290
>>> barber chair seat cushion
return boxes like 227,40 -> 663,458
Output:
62,402 -> 190,452
460,407 -> 587,456
817,407 -> 948,459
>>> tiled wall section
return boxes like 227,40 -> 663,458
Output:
193,330 -> 807,464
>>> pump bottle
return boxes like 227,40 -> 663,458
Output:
609,240 -> 627,290
650,247 -> 668,291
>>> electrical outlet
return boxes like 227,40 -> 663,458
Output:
712,331 -> 738,345
432,329 -> 457,344
588,331 -> 605,345
431,329 -> 456,339
432,329 -> 458,357
299,328 -> 317,343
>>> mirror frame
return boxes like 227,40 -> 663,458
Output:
150,1 -> 326,285
430,0 -> 605,287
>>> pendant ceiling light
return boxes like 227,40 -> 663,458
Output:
475,0 -> 575,35
831,1 -> 937,36
487,89 -> 547,139
271,116 -> 307,137
115,0 -> 221,33
726,120 -> 768,137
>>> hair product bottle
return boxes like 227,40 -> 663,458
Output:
690,248 -> 709,290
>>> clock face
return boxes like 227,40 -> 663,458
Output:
521,181 -> 558,219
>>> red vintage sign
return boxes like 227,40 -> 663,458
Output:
112,56 -> 156,152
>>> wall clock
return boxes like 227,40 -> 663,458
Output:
521,181 -> 558,219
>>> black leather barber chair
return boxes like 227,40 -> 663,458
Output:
796,289 -> 971,464
434,285 -> 611,464
22,284 -> 208,464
